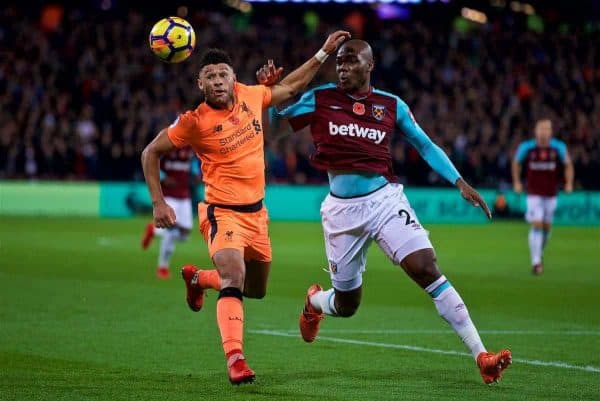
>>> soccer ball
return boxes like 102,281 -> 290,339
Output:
149,17 -> 196,63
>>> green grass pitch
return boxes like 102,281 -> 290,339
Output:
1,216 -> 598,401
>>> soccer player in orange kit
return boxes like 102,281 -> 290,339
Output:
141,30 -> 350,384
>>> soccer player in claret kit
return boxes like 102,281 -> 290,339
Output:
141,147 -> 199,279
259,39 -> 511,384
141,30 -> 350,384
512,118 -> 574,275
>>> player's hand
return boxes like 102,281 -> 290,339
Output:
456,178 -> 492,219
256,59 -> 284,86
564,182 -> 574,193
513,181 -> 523,194
153,201 -> 176,228
321,30 -> 351,54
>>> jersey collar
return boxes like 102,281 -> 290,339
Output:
341,86 -> 373,101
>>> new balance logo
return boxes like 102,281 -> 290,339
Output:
328,122 -> 387,144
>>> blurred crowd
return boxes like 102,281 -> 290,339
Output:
0,4 -> 598,189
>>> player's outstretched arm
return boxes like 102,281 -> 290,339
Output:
268,30 -> 350,106
396,101 -> 491,219
141,128 -> 178,228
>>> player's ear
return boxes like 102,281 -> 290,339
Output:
368,59 -> 374,73
197,78 -> 203,91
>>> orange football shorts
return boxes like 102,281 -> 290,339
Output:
197,200 -> 272,262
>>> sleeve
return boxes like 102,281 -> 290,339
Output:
167,112 -> 196,148
551,139 -> 568,162
276,89 -> 316,132
260,85 -> 272,109
514,142 -> 528,163
395,98 -> 461,185
191,156 -> 200,176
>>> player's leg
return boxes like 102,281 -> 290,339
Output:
242,209 -> 272,299
300,193 -> 371,342
189,204 -> 255,384
181,202 -> 223,310
401,249 -> 511,383
211,248 -> 255,384
375,184 -> 511,383
155,198 -> 193,279
243,260 -> 270,299
526,195 -> 545,274
156,227 -> 176,278
541,196 -> 557,251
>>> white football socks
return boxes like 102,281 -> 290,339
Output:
542,229 -> 551,250
309,288 -> 338,316
426,275 -> 486,359
158,230 -> 176,268
528,228 -> 544,265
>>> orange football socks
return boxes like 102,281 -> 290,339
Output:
198,269 -> 221,290
216,289 -> 244,355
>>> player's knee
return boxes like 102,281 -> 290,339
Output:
213,254 -> 245,288
413,258 -> 441,287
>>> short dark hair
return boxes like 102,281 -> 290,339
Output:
199,48 -> 233,70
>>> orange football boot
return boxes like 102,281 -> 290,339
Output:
181,265 -> 205,311
226,350 -> 255,385
477,349 -> 512,384
299,284 -> 324,343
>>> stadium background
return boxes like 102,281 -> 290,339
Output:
1,1 -> 599,400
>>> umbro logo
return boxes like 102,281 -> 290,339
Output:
213,124 -> 223,132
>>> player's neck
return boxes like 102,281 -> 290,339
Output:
206,97 -> 236,112
345,84 -> 372,100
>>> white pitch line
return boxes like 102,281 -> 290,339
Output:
268,328 -> 600,336
249,329 -> 600,373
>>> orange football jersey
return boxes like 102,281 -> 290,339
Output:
167,83 -> 272,205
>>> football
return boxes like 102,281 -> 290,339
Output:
149,17 -> 196,63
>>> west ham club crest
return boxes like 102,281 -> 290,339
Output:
372,104 -> 386,121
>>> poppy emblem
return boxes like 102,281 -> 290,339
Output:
352,102 -> 365,115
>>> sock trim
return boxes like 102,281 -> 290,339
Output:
218,287 -> 243,301
327,290 -> 337,314
429,280 -> 451,298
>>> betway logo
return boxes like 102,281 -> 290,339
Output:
529,161 -> 556,171
328,122 -> 387,144
164,160 -> 190,172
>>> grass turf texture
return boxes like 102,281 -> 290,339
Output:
1,216 -> 598,401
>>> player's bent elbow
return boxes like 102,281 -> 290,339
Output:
141,143 -> 159,165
